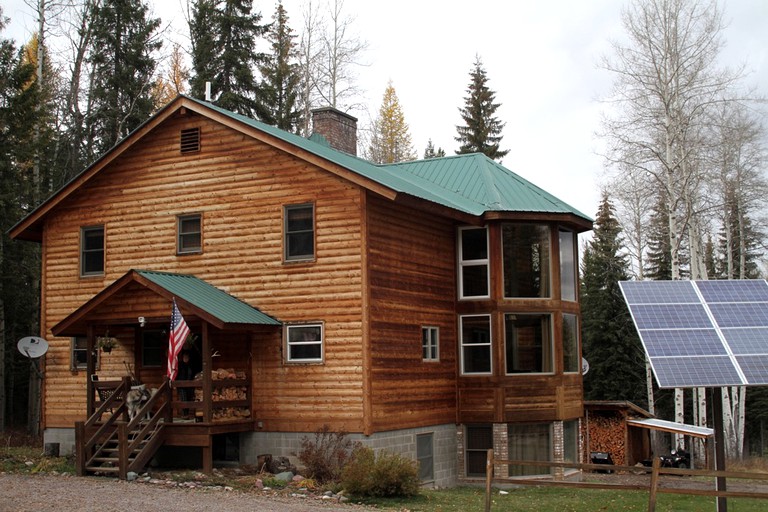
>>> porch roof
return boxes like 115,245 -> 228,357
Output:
52,269 -> 281,336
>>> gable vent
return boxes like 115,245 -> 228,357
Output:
180,127 -> 201,154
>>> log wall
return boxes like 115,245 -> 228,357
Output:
366,194 -> 458,431
40,110 -> 365,431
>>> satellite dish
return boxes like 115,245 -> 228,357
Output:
17,336 -> 49,359
582,357 -> 590,376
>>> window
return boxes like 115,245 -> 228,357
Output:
81,225 -> 105,276
416,433 -> 434,482
422,327 -> 439,361
459,227 -> 489,298
559,230 -> 577,301
465,425 -> 493,477
284,204 -> 315,261
505,314 -> 553,374
177,214 -> 202,254
563,314 -> 580,373
508,423 -> 552,476
502,224 -> 550,298
71,337 -> 98,370
142,331 -> 165,367
460,315 -> 492,375
563,420 -> 579,464
286,323 -> 323,362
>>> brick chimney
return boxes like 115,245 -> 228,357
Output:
311,107 -> 357,156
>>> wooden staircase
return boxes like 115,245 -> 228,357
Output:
76,379 -> 170,479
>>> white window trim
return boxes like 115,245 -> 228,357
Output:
459,314 -> 493,376
458,226 -> 490,300
285,323 -> 324,363
422,326 -> 439,361
503,313 -> 555,375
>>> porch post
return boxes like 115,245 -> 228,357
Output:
202,322 -> 212,423
86,324 -> 95,416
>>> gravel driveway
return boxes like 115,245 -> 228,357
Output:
0,474 -> 373,512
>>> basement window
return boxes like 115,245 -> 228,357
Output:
180,127 -> 201,154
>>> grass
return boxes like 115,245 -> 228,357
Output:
2,438 -> 766,511
359,485 -> 767,511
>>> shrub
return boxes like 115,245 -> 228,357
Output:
297,425 -> 360,483
341,446 -> 420,498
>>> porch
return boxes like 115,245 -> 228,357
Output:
53,270 -> 282,478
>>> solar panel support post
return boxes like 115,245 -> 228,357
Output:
713,386 -> 727,512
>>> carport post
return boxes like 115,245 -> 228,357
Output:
713,387 -> 727,512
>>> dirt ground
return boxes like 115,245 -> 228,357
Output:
0,473 -> 375,512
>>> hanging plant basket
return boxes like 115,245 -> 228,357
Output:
96,336 -> 118,353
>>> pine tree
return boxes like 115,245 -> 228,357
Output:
86,0 -> 161,156
455,56 -> 508,161
0,14 -> 47,431
644,191 -> 674,280
580,194 -> 647,406
716,185 -> 763,279
260,1 -> 302,132
189,0 -> 269,119
423,139 -> 445,159
367,82 -> 416,164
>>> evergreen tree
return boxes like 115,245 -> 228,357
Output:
423,139 -> 445,159
644,191 -> 674,280
580,194 -> 647,406
0,14 -> 46,430
455,56 -> 508,161
86,0 -> 161,156
367,82 -> 416,164
260,1 -> 302,132
716,185 -> 763,279
189,0 -> 269,119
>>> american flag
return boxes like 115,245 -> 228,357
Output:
167,298 -> 190,381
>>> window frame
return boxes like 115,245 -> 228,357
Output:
421,326 -> 439,361
177,213 -> 203,255
465,424 -> 493,477
458,226 -> 490,299
285,323 -> 324,363
416,432 -> 435,482
562,313 -> 580,374
80,225 -> 105,277
559,229 -> 577,302
71,336 -> 98,371
284,203 -> 316,262
508,422 -> 553,477
501,223 -> 552,299
504,313 -> 554,375
459,314 -> 493,376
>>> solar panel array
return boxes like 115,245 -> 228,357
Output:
619,280 -> 768,389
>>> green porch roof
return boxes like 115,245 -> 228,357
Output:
136,270 -> 281,326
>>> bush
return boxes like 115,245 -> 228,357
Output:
341,446 -> 420,498
297,425 -> 360,483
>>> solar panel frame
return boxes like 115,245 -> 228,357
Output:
619,280 -> 768,388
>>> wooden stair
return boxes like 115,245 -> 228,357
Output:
76,379 -> 171,479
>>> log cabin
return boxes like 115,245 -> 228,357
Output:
10,95 -> 592,485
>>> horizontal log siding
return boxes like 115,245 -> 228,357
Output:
366,194 -> 458,431
40,112 -> 364,430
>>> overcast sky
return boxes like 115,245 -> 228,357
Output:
3,0 -> 768,226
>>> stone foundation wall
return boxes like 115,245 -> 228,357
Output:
241,424 -> 457,488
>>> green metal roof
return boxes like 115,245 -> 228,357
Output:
192,97 -> 591,223
136,270 -> 281,326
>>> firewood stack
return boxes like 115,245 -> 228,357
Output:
585,414 -> 626,466
192,367 -> 250,421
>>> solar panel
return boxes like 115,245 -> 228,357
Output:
619,280 -> 768,388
